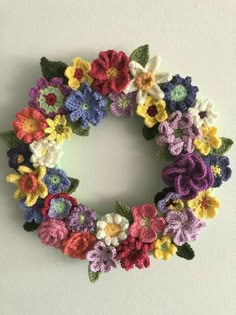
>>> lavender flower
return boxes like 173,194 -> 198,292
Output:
109,92 -> 137,117
157,192 -> 184,214
67,204 -> 96,232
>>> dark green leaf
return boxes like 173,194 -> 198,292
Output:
211,137 -> 233,155
40,57 -> 68,83
157,146 -> 174,162
0,130 -> 22,148
114,201 -> 132,222
176,243 -> 195,260
130,45 -> 149,68
65,177 -> 80,195
23,221 -> 40,232
88,269 -> 101,283
67,120 -> 90,136
143,124 -> 159,140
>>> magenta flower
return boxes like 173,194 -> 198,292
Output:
163,208 -> 206,246
156,111 -> 200,156
129,204 -> 166,243
109,92 -> 137,118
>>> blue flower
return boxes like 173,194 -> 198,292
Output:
43,168 -> 71,194
7,144 -> 32,170
64,83 -> 107,128
161,74 -> 198,112
19,199 -> 45,224
203,154 -> 232,187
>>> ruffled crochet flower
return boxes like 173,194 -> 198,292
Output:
136,96 -> 168,128
154,187 -> 175,205
62,232 -> 96,259
87,241 -> 117,273
64,83 -> 107,129
124,55 -> 170,104
64,57 -> 93,90
153,236 -> 177,260
109,92 -> 137,118
161,74 -> 198,112
116,236 -> 154,271
7,144 -> 32,170
67,204 -> 96,232
19,198 -> 45,224
129,204 -> 166,243
38,219 -> 69,248
187,190 -> 220,219
96,213 -> 129,247
28,77 -> 70,118
90,50 -> 130,95
188,99 -> 219,128
156,111 -> 200,155
203,154 -> 232,187
29,138 -> 63,168
163,208 -> 205,246
6,166 -> 48,207
43,168 -> 71,194
157,192 -> 184,214
12,108 -> 48,144
194,126 -> 222,155
42,193 -> 77,219
162,153 -> 214,200
45,115 -> 72,144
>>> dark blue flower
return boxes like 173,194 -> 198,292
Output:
43,168 -> 71,194
203,154 -> 232,187
19,199 -> 45,224
64,83 -> 107,128
161,74 -> 198,112
7,144 -> 32,170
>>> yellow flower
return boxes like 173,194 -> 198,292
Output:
45,115 -> 72,144
194,126 -> 222,155
136,96 -> 168,128
153,236 -> 177,260
187,190 -> 220,219
65,57 -> 93,90
6,166 -> 48,207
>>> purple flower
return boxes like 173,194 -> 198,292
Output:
157,192 -> 183,214
47,197 -> 72,219
109,92 -> 137,118
163,208 -> 205,246
67,204 -> 96,232
154,187 -> 175,205
86,241 -> 117,272
7,144 -> 32,170
156,111 -> 200,155
19,199 -> 45,224
162,153 -> 214,200
43,168 -> 71,194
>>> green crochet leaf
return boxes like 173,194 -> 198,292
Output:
0,130 -> 22,148
68,120 -> 90,136
23,221 -> 40,232
143,124 -> 159,140
88,269 -> 101,283
66,177 -> 80,195
115,201 -> 132,222
211,137 -> 233,156
130,45 -> 149,68
157,146 -> 174,162
176,243 -> 195,260
40,57 -> 68,84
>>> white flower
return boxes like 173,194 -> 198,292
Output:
188,99 -> 219,128
96,213 -> 129,246
124,56 -> 170,104
29,138 -> 63,168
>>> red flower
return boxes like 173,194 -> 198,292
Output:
90,50 -> 130,95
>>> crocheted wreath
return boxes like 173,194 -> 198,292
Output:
1,45 -> 233,283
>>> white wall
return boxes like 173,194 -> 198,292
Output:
0,0 -> 235,314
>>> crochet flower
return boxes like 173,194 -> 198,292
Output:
28,77 -> 70,118
162,153 -> 214,200
67,204 -> 96,232
6,166 -> 48,207
90,50 -> 130,95
19,198 -> 45,224
124,55 -> 170,104
96,213 -> 129,246
43,168 -> 71,194
116,236 -> 154,271
156,111 -> 200,155
153,236 -> 177,260
87,241 -> 117,273
45,115 -> 72,143
161,74 -> 198,112
187,190 -> 220,219
203,155 -> 232,187
62,232 -> 96,259
42,193 -> 77,219
12,108 -> 48,144
129,204 -> 166,243
136,96 -> 168,128
38,219 -> 69,248
64,57 -> 93,90
157,192 -> 184,214
154,187 -> 175,205
29,138 -> 63,168
64,83 -> 107,129
188,99 -> 219,128
7,144 -> 32,170
109,92 -> 137,118
194,126 -> 222,155
163,208 -> 205,246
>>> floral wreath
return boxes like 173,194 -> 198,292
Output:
0,45 -> 233,283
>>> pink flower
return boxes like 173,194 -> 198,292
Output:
38,219 -> 69,248
129,204 -> 166,243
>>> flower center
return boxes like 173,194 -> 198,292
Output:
202,135 -> 209,143
55,124 -> 65,134
49,174 -> 61,184
160,242 -> 169,251
105,223 -> 121,237
119,96 -> 130,109
79,214 -> 86,224
82,103 -> 90,111
147,105 -> 158,117
199,111 -> 207,119
199,197 -> 210,209
171,84 -> 187,102
20,173 -> 38,193
135,72 -> 154,90
74,68 -> 84,81
211,165 -> 221,176
44,93 -> 57,106
142,217 -> 150,228
107,67 -> 118,79
174,128 -> 184,138
16,154 -> 25,164
22,118 -> 39,134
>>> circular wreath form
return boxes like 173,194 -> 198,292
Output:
0,45 -> 233,283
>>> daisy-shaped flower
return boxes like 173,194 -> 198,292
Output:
188,99 -> 219,128
153,236 -> 177,260
45,115 -> 72,144
194,126 -> 222,155
124,55 -> 170,104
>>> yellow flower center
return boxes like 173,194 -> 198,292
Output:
22,118 -> 38,133
105,223 -> 121,237
42,149 -> 49,157
211,165 -> 221,176
135,72 -> 154,90
16,154 -> 24,164
107,67 -> 118,79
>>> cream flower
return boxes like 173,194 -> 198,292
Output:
96,213 -> 129,246
188,99 -> 219,128
124,56 -> 170,104
29,138 -> 63,168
